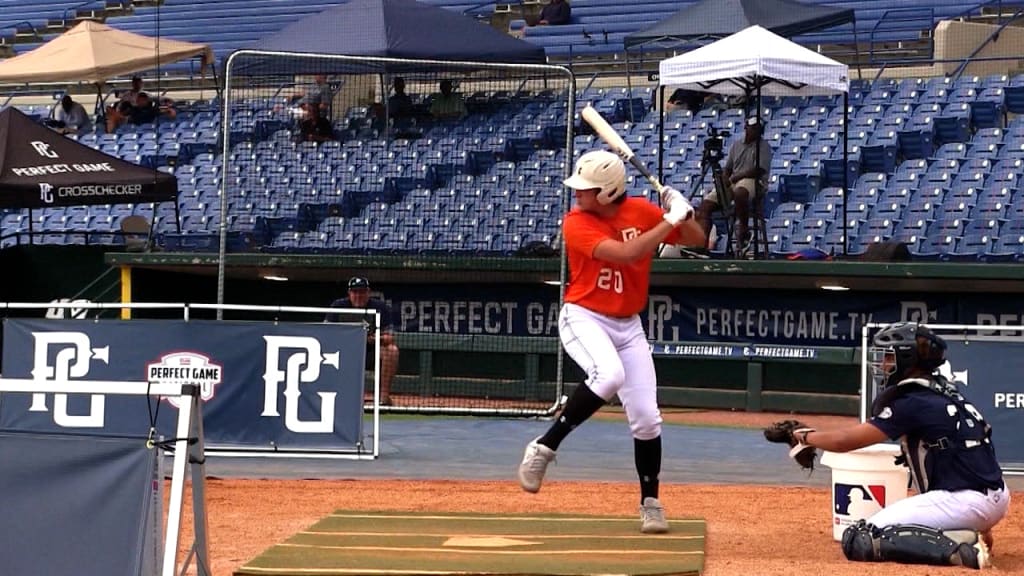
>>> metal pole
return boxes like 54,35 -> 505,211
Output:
842,91 -> 849,257
215,53 -> 236,319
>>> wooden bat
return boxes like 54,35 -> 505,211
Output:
580,105 -> 666,195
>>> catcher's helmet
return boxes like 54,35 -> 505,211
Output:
563,150 -> 626,205
869,322 -> 946,388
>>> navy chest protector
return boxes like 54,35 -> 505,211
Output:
872,375 -> 994,493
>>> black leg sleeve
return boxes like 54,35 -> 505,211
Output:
635,435 -> 662,502
539,384 -> 605,451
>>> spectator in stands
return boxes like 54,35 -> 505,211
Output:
298,102 -> 335,142
294,74 -> 335,117
666,89 -> 709,114
429,79 -> 467,120
695,116 -> 772,255
388,76 -> 415,119
129,93 -> 176,125
51,94 -> 93,134
120,75 -> 145,107
527,0 -> 571,26
106,91 -> 176,132
325,276 -> 399,406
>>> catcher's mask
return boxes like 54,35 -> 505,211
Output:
868,322 -> 946,388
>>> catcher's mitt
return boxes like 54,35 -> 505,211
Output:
763,419 -> 817,470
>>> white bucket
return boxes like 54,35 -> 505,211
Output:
820,443 -> 909,541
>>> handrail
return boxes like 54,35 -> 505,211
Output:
68,265 -> 120,303
61,0 -> 107,24
869,7 -> 934,65
463,0 -> 502,16
955,0 -> 1006,25
0,20 -> 42,37
952,7 -> 1024,81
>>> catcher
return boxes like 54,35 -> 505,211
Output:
764,322 -> 1009,570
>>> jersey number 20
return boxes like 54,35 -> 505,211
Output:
597,268 -> 623,293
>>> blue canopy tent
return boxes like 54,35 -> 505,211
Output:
228,0 -> 547,75
624,0 -> 856,50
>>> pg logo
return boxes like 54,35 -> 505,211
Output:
261,336 -> 340,433
29,331 -> 110,427
39,183 -> 54,204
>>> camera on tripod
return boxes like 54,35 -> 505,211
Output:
701,125 -> 730,167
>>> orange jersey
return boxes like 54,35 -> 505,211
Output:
562,197 -> 680,317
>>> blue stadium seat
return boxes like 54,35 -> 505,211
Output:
859,144 -> 897,173
911,235 -> 957,261
1003,86 -> 1024,115
897,129 -> 934,160
988,233 -> 1024,261
868,201 -> 902,222
953,232 -> 994,261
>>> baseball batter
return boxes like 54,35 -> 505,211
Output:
517,150 -> 704,533
788,323 -> 1009,569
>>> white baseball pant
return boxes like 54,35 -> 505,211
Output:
869,483 -> 1010,532
558,302 -> 662,440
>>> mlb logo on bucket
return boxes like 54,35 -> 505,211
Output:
834,483 -> 886,524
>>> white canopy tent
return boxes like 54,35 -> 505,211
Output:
658,25 -> 849,96
656,25 -> 851,255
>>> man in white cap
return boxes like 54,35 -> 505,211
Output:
695,116 -> 772,255
516,149 -> 704,533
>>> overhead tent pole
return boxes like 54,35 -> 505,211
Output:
755,78 -> 762,259
852,20 -> 863,81
842,90 -> 849,257
657,85 -> 666,184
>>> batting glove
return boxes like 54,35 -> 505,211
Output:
659,186 -> 685,210
662,192 -> 695,226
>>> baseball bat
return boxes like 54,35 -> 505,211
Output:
580,105 -> 666,195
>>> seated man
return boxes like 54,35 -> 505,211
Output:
325,277 -> 399,405
106,92 -> 176,131
298,103 -> 335,142
666,89 -> 708,114
51,94 -> 93,134
292,74 -> 334,117
387,76 -> 415,119
695,116 -> 772,254
527,0 -> 570,26
429,79 -> 467,120
120,75 -> 145,107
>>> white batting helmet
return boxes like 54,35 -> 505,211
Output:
563,150 -> 626,204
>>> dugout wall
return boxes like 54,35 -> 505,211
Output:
219,51 -> 575,416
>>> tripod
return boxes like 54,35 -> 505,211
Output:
688,148 -> 742,257
690,143 -> 768,259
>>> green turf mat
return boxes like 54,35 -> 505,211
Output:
236,510 -> 705,576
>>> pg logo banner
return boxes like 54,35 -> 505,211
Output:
262,335 -> 341,434
27,331 -> 109,427
1,319 -> 367,452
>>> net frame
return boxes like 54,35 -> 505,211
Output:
219,50 -> 576,417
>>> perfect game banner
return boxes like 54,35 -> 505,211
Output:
0,319 -> 367,453
944,339 -> 1024,469
381,283 -> 960,347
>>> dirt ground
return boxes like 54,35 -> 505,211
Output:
177,410 -> 1024,576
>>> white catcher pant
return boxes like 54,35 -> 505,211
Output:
558,302 -> 662,440
869,483 -> 1010,532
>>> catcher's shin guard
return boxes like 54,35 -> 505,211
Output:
841,521 -> 990,569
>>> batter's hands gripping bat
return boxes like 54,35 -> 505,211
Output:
580,105 -> 666,195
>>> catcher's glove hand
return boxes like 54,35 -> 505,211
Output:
763,419 -> 817,471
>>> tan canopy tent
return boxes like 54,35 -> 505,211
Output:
0,21 -> 213,84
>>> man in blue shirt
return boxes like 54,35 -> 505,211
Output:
791,323 -> 1008,569
326,277 -> 399,405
